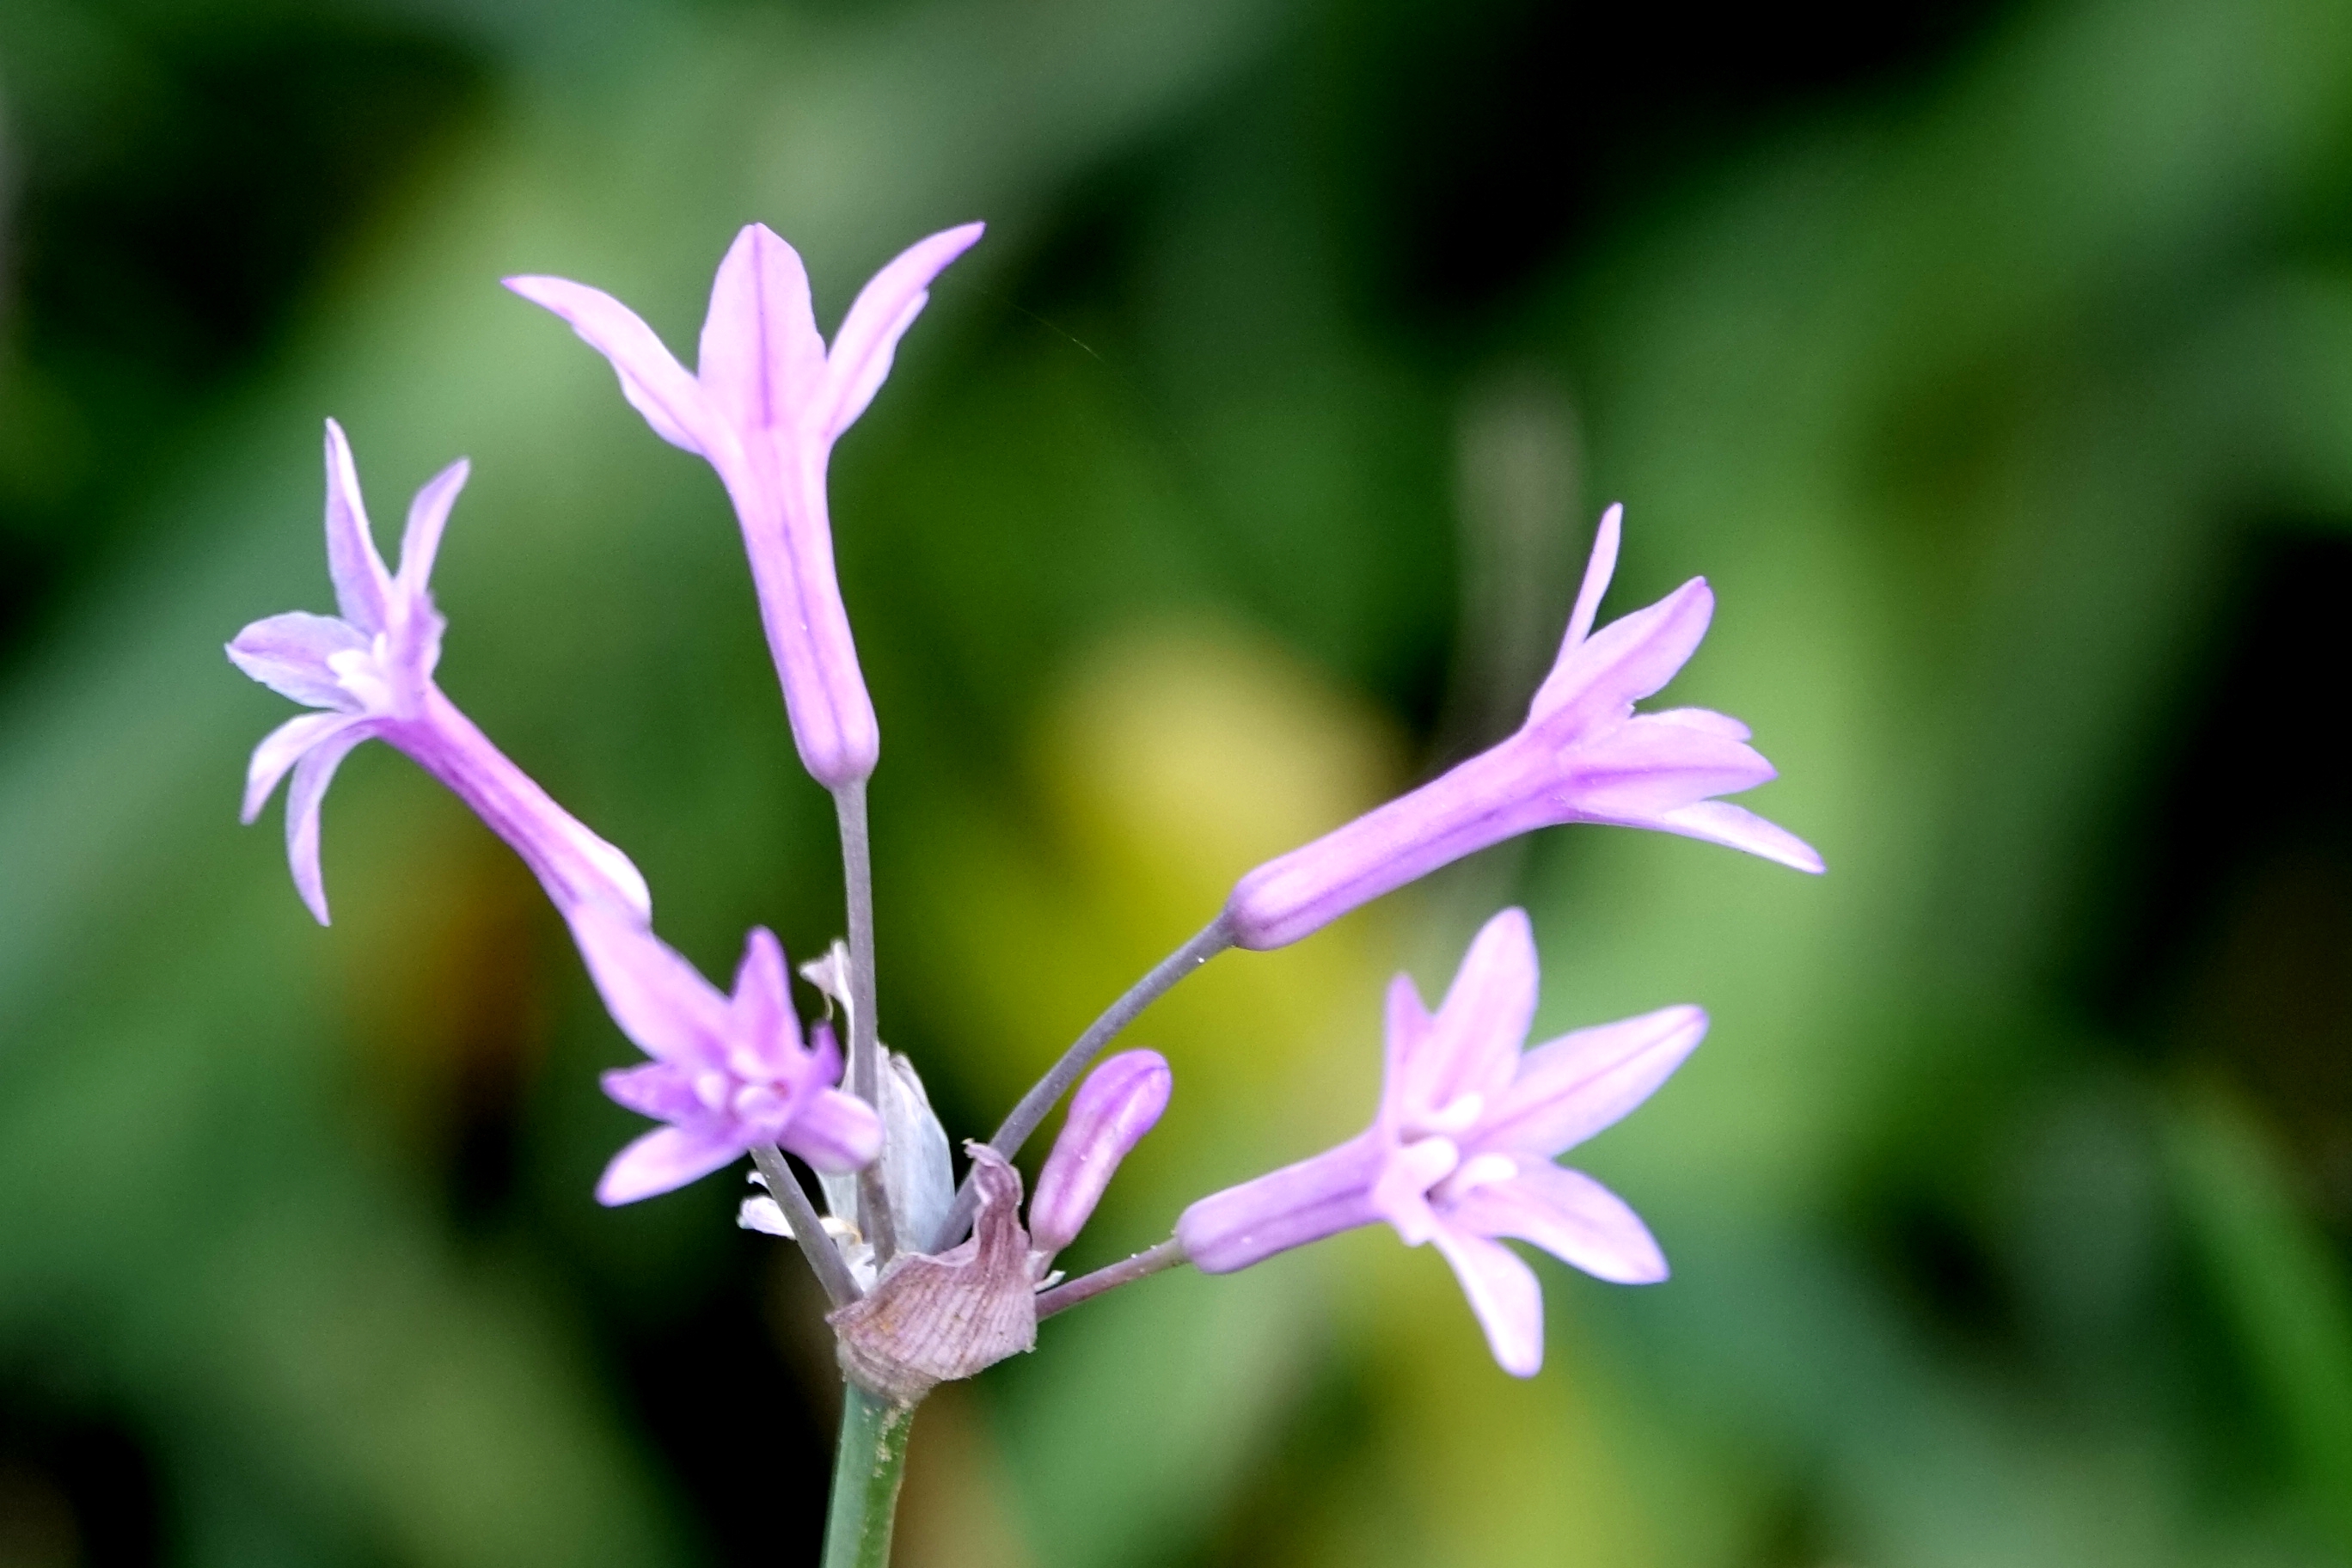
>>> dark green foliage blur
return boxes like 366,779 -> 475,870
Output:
6,0 -> 2352,1563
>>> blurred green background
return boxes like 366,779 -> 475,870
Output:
7,0 -> 2352,1563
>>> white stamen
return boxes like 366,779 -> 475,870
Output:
1414,1091 -> 1485,1138
1435,1153 -> 1517,1206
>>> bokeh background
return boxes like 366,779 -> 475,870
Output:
7,0 -> 2352,1563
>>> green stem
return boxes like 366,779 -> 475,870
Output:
821,1383 -> 919,1568
833,781 -> 898,1265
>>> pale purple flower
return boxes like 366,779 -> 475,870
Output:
1176,907 -> 1701,1377
230,420 -> 652,926
1224,505 -> 1822,950
1028,1050 -> 1172,1258
505,222 -> 984,788
569,902 -> 882,1205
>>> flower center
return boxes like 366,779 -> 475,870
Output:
1405,1090 -> 1484,1140
327,645 -> 398,713
1432,1152 -> 1516,1207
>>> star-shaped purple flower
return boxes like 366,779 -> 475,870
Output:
505,222 -> 983,789
570,903 -> 883,1205
1225,505 -> 1822,950
230,420 -> 651,925
1176,907 -> 1701,1376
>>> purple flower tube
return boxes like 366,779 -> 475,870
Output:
505,223 -> 983,788
230,420 -> 651,926
1224,505 -> 1822,950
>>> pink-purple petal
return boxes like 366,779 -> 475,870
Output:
1412,906 -> 1539,1111
226,612 -> 369,709
397,458 -> 469,599
1528,576 -> 1713,739
1559,502 -> 1623,650
284,719 -> 374,925
504,275 -> 718,455
1477,1003 -> 1706,1157
1652,800 -> 1824,873
322,420 -> 393,634
242,710 -> 368,824
817,222 -> 985,442
727,926 -> 799,1073
1430,1226 -> 1546,1377
781,1086 -> 885,1173
596,1126 -> 744,1206
1641,705 -> 1753,740
566,903 -> 732,1067
1557,713 -> 1780,819
1453,1163 -> 1669,1285
1381,971 -> 1434,1106
697,224 -> 826,434
600,1062 -> 705,1123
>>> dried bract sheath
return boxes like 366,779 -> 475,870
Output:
830,1145 -> 1037,1404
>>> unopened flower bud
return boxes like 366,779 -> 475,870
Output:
1029,1050 -> 1172,1257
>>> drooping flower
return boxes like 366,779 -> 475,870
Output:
230,420 -> 651,926
1028,1050 -> 1172,1259
1176,907 -> 1701,1376
570,902 -> 882,1205
505,222 -> 984,789
1224,505 -> 1822,950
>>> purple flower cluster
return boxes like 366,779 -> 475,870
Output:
230,217 -> 1819,1387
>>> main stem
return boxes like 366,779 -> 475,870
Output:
834,781 -> 897,1265
930,915 -> 1234,1251
820,1384 -> 918,1568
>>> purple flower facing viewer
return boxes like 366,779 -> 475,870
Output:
230,420 -> 651,926
505,222 -> 983,788
1176,907 -> 1701,1376
570,903 -> 882,1205
1224,505 -> 1822,950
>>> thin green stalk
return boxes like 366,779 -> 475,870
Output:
821,1384 -> 919,1568
833,781 -> 897,1265
931,915 -> 1233,1250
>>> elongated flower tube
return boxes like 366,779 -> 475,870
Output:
1224,505 -> 1822,950
1176,908 -> 1700,1376
570,903 -> 883,1205
505,222 -> 983,787
230,420 -> 651,926
1028,1050 -> 1173,1258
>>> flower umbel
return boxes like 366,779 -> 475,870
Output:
1176,907 -> 1702,1376
1225,504 -> 1822,949
570,902 -> 882,1205
230,420 -> 650,925
505,223 -> 983,788
231,213 -> 1834,1565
